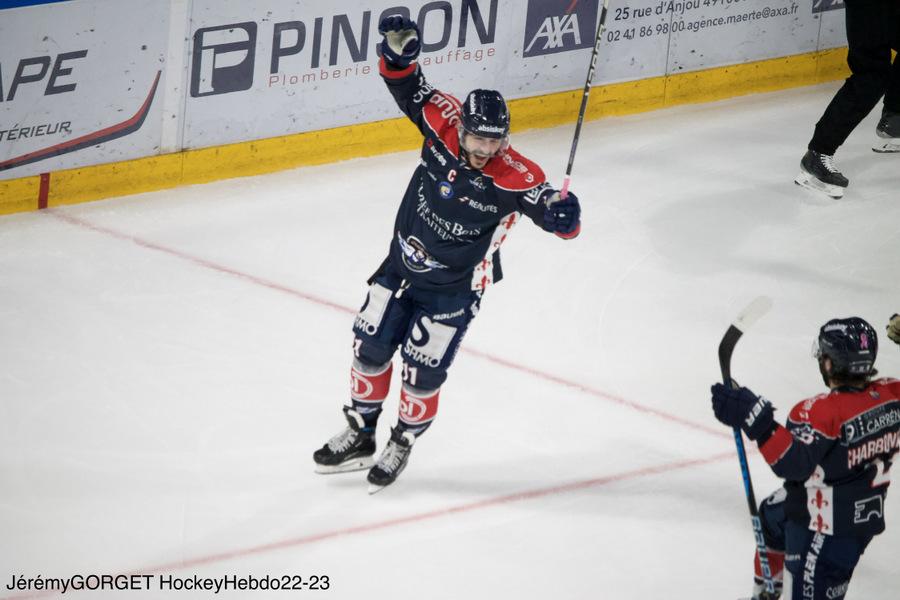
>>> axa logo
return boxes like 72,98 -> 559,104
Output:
191,23 -> 257,97
523,0 -> 598,58
812,0 -> 844,13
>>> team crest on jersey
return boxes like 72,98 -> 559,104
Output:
438,181 -> 455,199
398,234 -> 449,273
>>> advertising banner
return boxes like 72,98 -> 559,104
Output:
183,0 -> 671,148
0,0 -> 848,180
0,0 -> 171,179
184,0 -> 514,148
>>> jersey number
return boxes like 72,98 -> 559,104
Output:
872,458 -> 892,488
402,363 -> 418,386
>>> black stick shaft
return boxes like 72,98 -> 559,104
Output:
561,0 -> 609,197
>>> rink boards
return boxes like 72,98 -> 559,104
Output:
1,0 -> 849,214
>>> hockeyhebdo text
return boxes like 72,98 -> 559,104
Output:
267,0 -> 498,88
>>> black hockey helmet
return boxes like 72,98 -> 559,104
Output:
461,89 -> 510,139
814,317 -> 878,377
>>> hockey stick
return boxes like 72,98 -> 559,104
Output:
718,295 -> 776,596
560,0 -> 609,199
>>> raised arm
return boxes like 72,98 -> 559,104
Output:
378,17 -> 435,134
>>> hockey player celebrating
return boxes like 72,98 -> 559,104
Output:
711,317 -> 899,600
312,16 -> 581,493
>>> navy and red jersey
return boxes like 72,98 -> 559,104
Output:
379,57 -> 562,292
759,378 -> 900,537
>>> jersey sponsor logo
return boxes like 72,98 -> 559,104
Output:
801,532 -> 826,600
398,234 -> 449,273
842,404 -> 900,445
852,496 -> 883,524
469,176 -> 486,190
350,371 -> 375,400
425,138 -> 448,166
793,423 -> 816,445
501,152 -> 535,183
414,185 -> 483,241
825,582 -> 849,600
523,0 -> 598,58
399,387 -> 439,424
523,182 -> 552,205
404,316 -> 456,368
459,196 -> 498,213
439,181 -> 455,199
428,92 -> 461,125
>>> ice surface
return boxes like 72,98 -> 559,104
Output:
1,82 -> 898,599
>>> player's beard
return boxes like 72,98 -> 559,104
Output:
468,154 -> 490,169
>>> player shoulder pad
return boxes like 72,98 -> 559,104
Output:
788,392 -> 841,438
423,92 -> 463,142
484,147 -> 547,192
867,378 -> 900,404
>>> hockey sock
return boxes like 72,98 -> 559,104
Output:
754,547 -> 785,593
396,384 -> 440,437
350,359 -> 392,429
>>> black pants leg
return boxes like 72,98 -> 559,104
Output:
882,4 -> 900,113
809,0 -> 897,154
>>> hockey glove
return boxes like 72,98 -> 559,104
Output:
378,16 -> 421,68
888,314 -> 900,345
711,383 -> 776,442
542,191 -> 581,238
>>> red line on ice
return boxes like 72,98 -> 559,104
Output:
49,211 -> 728,440
1,452 -> 734,600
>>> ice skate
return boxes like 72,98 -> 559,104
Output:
367,427 -> 416,494
873,111 -> 900,153
313,407 -> 376,474
735,580 -> 781,600
794,150 -> 848,199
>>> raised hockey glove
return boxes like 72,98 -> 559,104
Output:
711,383 -> 776,442
888,314 -> 900,345
378,16 -> 421,68
543,191 -> 581,238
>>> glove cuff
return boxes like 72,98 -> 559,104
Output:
379,56 -> 417,79
555,223 -> 581,239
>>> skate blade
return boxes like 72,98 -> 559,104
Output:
794,171 -> 844,199
872,140 -> 900,153
368,482 -> 390,495
314,456 -> 374,474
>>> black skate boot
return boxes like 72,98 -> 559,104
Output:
737,578 -> 782,600
313,407 -> 376,474
794,150 -> 849,199
366,427 -> 416,494
874,110 -> 900,153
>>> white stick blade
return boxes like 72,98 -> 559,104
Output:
733,296 -> 773,332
